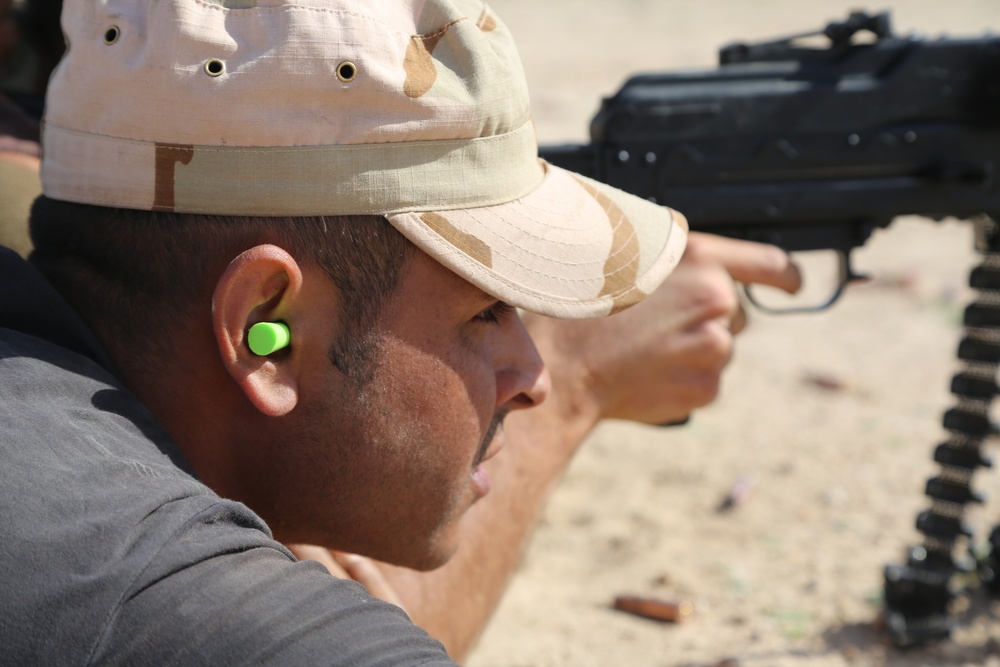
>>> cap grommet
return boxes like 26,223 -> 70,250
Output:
336,61 -> 358,83
103,26 -> 121,45
204,58 -> 226,77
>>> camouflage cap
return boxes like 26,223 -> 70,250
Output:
41,0 -> 687,318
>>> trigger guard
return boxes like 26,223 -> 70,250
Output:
743,250 -> 864,314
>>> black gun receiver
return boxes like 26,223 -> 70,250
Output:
540,11 -> 1000,309
541,11 -> 1000,648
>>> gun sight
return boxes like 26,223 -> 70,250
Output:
719,11 -> 893,65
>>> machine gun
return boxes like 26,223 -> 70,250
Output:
539,11 -> 1000,647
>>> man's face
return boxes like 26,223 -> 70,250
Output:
275,250 -> 550,570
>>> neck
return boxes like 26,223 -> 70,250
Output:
114,317 -> 264,505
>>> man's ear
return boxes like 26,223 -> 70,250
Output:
212,244 -> 305,417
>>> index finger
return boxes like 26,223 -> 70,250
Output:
683,232 -> 803,294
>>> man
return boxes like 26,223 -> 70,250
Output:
0,0 -> 800,663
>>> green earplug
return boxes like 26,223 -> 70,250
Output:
248,322 -> 291,356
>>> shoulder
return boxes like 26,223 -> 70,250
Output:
95,542 -> 458,665
0,329 -> 457,666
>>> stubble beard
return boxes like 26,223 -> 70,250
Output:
473,408 -> 509,469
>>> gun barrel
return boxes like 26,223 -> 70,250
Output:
539,28 -> 1000,255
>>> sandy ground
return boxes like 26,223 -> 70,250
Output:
468,2 -> 1000,666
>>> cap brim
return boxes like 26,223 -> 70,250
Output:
386,160 -> 688,319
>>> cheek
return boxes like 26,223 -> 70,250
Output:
380,337 -> 495,441
291,330 -> 501,564
359,344 -> 494,552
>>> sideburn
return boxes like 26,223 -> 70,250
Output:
328,325 -> 382,388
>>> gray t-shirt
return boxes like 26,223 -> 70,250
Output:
0,248 -> 458,666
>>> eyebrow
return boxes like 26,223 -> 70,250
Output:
470,286 -> 501,309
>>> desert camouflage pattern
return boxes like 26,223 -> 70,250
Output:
41,0 -> 687,318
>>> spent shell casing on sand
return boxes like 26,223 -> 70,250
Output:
612,596 -> 694,622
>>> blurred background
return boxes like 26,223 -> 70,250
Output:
470,2 -> 1000,666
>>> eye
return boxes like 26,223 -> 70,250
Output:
473,301 -> 514,325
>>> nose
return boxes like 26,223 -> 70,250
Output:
494,312 -> 550,411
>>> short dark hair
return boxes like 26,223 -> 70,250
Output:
28,196 -> 415,384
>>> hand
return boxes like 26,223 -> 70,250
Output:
285,544 -> 407,614
524,232 -> 802,426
